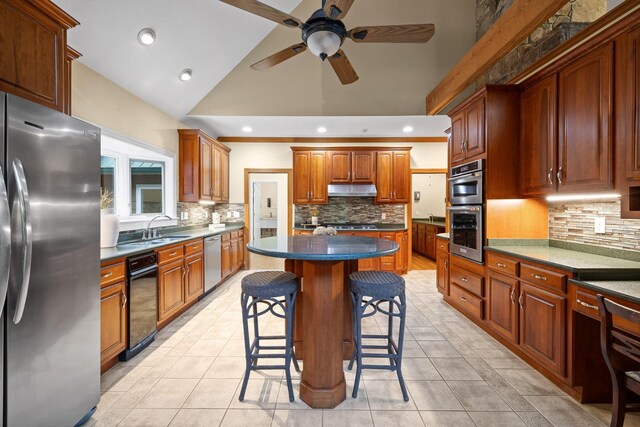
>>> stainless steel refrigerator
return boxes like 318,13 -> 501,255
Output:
0,92 -> 101,426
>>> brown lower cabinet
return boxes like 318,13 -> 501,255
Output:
221,229 -> 245,279
435,237 -> 449,296
100,259 -> 127,372
412,222 -> 446,260
486,270 -> 518,344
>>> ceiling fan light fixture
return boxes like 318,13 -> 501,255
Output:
306,30 -> 341,60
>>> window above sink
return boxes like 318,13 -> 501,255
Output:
100,129 -> 177,231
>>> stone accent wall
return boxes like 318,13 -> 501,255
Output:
177,202 -> 214,227
475,0 -> 606,85
549,200 -> 640,251
295,198 -> 405,225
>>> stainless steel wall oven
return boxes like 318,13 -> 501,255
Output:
449,160 -> 484,263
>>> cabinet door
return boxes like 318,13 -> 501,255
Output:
352,151 -> 375,183
211,145 -> 221,200
465,96 -> 486,159
392,152 -> 411,202
185,254 -> 204,304
199,138 -> 213,201
436,252 -> 449,296
221,149 -> 230,202
158,259 -> 185,322
293,152 -> 311,203
395,231 -> 408,271
231,238 -> 239,272
328,151 -> 351,183
558,43 -> 613,192
375,151 -> 393,203
519,282 -> 566,376
521,75 -> 557,196
100,281 -> 127,363
426,231 -> 436,260
237,231 -> 245,269
625,26 -> 640,180
450,111 -> 466,164
379,232 -> 397,271
487,271 -> 519,344
411,224 -> 418,251
309,152 -> 327,203
221,241 -> 232,278
417,225 -> 426,255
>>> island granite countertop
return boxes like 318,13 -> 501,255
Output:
101,224 -> 245,262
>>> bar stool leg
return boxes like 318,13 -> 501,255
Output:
239,293 -> 253,401
388,300 -> 395,367
348,292 -> 358,371
284,292 -> 296,402
396,292 -> 409,402
352,294 -> 364,399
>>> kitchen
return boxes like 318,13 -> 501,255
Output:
2,0 -> 640,426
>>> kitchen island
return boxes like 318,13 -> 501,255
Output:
247,235 -> 398,409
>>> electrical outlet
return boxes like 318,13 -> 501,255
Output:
227,212 -> 232,218
180,212 -> 188,220
233,211 -> 240,218
204,211 -> 209,218
381,213 -> 387,220
595,217 -> 606,234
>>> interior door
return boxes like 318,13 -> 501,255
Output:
6,94 -> 100,426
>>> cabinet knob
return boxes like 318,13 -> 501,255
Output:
461,277 -> 468,282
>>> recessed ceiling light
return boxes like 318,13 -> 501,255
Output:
317,126 -> 327,134
242,126 -> 252,133
179,69 -> 192,82
403,126 -> 414,133
137,28 -> 156,46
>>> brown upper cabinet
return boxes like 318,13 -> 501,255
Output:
178,129 -> 230,203
0,0 -> 80,113
376,150 -> 411,204
450,96 -> 486,164
293,150 -> 328,204
328,150 -> 375,184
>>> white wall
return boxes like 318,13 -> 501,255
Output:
412,174 -> 447,218
224,142 -> 449,203
607,0 -> 625,10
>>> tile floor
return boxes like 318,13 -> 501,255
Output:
86,270 -> 640,426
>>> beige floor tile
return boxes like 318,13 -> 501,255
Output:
525,396 -> 604,427
185,340 -> 227,357
364,379 -> 415,410
332,379 -> 370,411
101,365 -> 153,393
468,411 -> 527,426
419,411 -> 475,426
203,357 -> 247,379
143,357 -> 180,379
182,378 -> 240,409
274,380 -> 310,410
516,411 -> 554,427
497,369 -> 564,396
163,357 -> 214,379
220,409 -> 273,427
406,380 -> 463,411
218,339 -> 246,357
431,358 -> 483,381
322,410 -> 374,427
93,391 -> 125,418
272,409 -> 322,426
118,408 -> 178,427
370,410 -> 425,427
418,340 -> 461,358
229,376 -> 281,409
136,378 -> 199,409
447,381 -> 511,411
408,327 -> 445,341
399,357 -> 442,380
484,356 -> 530,369
168,409 -> 226,427
111,378 -> 159,409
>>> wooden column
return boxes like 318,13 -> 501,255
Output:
298,260 -> 347,408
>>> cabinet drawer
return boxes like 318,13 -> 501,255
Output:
380,256 -> 396,271
450,284 -> 483,320
436,239 -> 449,253
573,288 -> 600,320
221,233 -> 231,242
230,231 -> 239,240
100,263 -> 125,288
450,265 -> 484,297
157,245 -> 184,265
521,264 -> 566,293
487,253 -> 519,276
184,239 -> 203,255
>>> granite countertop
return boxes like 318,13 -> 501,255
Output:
412,219 -> 447,228
570,279 -> 640,305
101,224 -> 245,262
437,233 -> 450,239
247,235 -> 399,261
293,223 -> 407,231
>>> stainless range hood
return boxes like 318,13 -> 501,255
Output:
328,184 -> 378,197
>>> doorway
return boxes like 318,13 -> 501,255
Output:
244,169 -> 292,270
410,169 -> 448,271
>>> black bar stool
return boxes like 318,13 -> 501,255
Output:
239,271 -> 300,402
348,270 -> 409,402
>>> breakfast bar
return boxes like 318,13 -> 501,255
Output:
246,235 -> 399,408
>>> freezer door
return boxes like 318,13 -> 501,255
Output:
5,94 -> 101,427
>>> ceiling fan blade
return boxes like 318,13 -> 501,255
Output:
324,0 -> 355,20
328,50 -> 359,85
250,43 -> 307,71
220,0 -> 303,28
348,24 -> 435,43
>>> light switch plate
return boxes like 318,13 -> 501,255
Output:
595,217 -> 606,234
381,213 -> 387,220
233,211 -> 240,218
204,211 -> 208,218
227,212 -> 232,218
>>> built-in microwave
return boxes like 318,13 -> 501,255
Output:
449,205 -> 483,263
449,160 -> 484,206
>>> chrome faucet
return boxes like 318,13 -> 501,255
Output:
427,213 -> 434,223
142,215 -> 172,240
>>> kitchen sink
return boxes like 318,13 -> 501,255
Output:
149,235 -> 191,243
120,241 -> 152,247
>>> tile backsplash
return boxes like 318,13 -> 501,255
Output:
213,203 -> 245,222
549,200 -> 640,251
295,197 -> 405,224
177,202 -> 214,227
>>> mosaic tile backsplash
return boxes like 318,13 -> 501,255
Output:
295,197 -> 405,225
177,202 -> 214,227
549,200 -> 640,251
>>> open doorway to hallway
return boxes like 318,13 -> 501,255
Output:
245,170 -> 292,270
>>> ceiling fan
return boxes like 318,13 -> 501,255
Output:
220,0 -> 435,85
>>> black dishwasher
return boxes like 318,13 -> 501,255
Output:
121,251 -> 158,361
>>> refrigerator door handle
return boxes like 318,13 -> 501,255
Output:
0,167 -> 11,317
11,158 -> 32,324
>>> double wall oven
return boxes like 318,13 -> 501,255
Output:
449,160 -> 484,263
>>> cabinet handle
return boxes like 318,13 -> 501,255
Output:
461,277 -> 468,282
182,265 -> 187,281
548,169 -> 553,185
170,251 -> 178,256
510,289 -> 515,305
518,292 -> 524,308
460,296 -> 468,302
444,260 -> 448,270
497,262 -> 506,268
532,273 -> 547,281
121,290 -> 127,308
101,272 -> 113,279
577,299 -> 599,311
557,167 -> 563,185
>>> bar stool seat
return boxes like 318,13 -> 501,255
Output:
239,271 -> 299,403
350,271 -> 405,300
